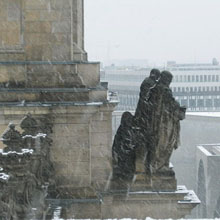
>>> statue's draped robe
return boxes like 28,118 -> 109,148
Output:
148,83 -> 181,172
135,77 -> 156,119
112,121 -> 135,181
134,77 -> 157,156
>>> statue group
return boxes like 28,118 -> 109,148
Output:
112,69 -> 186,183
0,114 -> 55,219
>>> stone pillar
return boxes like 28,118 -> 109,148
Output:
0,0 -> 118,195
0,0 -> 86,62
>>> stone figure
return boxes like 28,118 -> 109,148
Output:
147,71 -> 186,173
0,114 -> 55,218
0,181 -> 10,220
112,111 -> 136,181
135,69 -> 161,119
0,199 -> 10,220
20,113 -> 38,136
134,69 -> 160,174
2,123 -> 22,152
23,171 -> 40,206
112,69 -> 186,183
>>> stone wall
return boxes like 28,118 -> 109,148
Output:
0,0 -> 86,62
0,103 -> 115,192
0,0 -> 118,197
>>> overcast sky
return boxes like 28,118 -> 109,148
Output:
84,0 -> 220,65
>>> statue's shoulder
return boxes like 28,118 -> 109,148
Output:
140,77 -> 154,89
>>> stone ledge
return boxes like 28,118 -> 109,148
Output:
0,61 -> 100,88
99,186 -> 200,219
0,87 -> 107,102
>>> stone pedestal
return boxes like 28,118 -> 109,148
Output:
101,186 -> 200,219
46,185 -> 200,219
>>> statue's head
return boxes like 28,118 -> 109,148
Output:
149,69 -> 160,81
160,71 -> 173,86
121,111 -> 133,127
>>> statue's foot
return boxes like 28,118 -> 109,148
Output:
155,166 -> 175,176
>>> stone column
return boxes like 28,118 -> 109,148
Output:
0,0 -> 86,62
0,0 -> 118,194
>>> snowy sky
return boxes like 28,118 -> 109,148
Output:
84,0 -> 220,65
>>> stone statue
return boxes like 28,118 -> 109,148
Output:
134,69 -> 161,174
23,171 -> 40,206
146,71 -> 186,173
0,114 -> 55,218
0,177 -> 11,220
111,69 -> 186,187
135,69 -> 161,119
20,113 -> 38,136
112,111 -> 136,181
1,123 -> 22,152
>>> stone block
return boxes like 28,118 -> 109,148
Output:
26,21 -> 52,33
25,10 -> 41,21
0,53 -> 25,61
91,131 -> 112,147
0,66 -> 9,82
53,161 -> 69,175
89,90 -> 107,102
91,180 -> 110,191
65,202 -> 101,219
50,0 -> 72,9
77,63 -> 100,88
68,161 -> 90,176
53,135 -> 89,150
91,144 -> 111,158
92,111 -> 111,121
91,168 -> 112,181
51,147 -> 90,162
7,1 -> 21,21
25,33 -> 51,46
53,114 -> 91,124
60,8 -> 72,21
1,31 -> 20,45
91,120 -> 112,133
26,63 -> 76,74
91,157 -> 111,171
65,105 -> 98,114
52,21 -> 71,33
53,160 -> 90,176
53,124 -> 89,137
51,33 -> 71,44
25,45 -> 43,60
40,10 -> 60,21
55,174 -> 90,187
51,44 -> 70,60
25,0 -> 50,10
0,7 -> 7,21
0,92 -> 39,102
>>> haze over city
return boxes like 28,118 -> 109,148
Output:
84,0 -> 220,66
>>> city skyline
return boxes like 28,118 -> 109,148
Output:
84,0 -> 220,66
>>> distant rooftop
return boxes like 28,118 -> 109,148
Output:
167,58 -> 220,70
198,144 -> 220,156
187,112 -> 220,117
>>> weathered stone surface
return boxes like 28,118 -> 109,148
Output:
0,114 -> 55,219
0,62 -> 100,89
101,188 -> 198,219
0,0 -> 118,218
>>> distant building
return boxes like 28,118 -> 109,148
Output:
196,144 -> 220,218
102,59 -> 220,111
